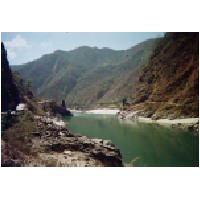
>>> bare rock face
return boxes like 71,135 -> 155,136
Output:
132,33 -> 199,118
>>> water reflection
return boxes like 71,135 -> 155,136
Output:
65,114 -> 199,167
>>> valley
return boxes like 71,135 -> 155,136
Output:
1,32 -> 199,167
12,39 -> 159,109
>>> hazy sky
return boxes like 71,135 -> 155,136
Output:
1,32 -> 164,65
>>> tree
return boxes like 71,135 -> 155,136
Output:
20,78 -> 24,86
27,79 -> 32,90
122,98 -> 127,107
61,99 -> 66,108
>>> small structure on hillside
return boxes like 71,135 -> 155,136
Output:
16,103 -> 28,111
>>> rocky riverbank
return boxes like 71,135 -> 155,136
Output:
117,111 -> 199,132
1,114 -> 123,167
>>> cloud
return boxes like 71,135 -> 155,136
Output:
7,49 -> 17,59
40,42 -> 52,48
4,34 -> 31,61
4,35 -> 29,49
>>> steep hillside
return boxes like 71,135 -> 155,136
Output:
1,42 -> 39,113
13,39 -> 159,108
131,32 -> 199,118
1,42 -> 20,111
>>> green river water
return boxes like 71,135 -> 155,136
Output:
65,113 -> 199,167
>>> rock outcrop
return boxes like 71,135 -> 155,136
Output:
1,113 -> 123,167
37,100 -> 72,116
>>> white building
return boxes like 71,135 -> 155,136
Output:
16,103 -> 28,111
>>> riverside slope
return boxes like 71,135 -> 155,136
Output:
130,32 -> 199,119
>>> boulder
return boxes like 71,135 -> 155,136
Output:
143,111 -> 154,118
167,114 -> 178,120
151,114 -> 161,120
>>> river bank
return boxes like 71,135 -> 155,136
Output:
117,111 -> 199,132
70,109 -> 119,115
1,112 -> 123,167
70,109 -> 199,132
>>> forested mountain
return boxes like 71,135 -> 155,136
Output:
12,38 -> 159,109
131,32 -> 199,118
6,32 -> 199,117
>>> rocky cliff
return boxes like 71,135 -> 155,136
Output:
131,32 -> 199,118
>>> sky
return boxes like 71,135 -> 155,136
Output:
1,32 -> 164,65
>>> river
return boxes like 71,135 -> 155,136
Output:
64,113 -> 199,167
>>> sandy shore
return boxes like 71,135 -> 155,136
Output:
117,111 -> 199,132
85,109 -> 119,115
70,109 -> 120,115
139,117 -> 199,126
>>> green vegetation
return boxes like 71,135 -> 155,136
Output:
12,39 -> 159,109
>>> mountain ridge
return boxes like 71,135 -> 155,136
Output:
12,38 -> 159,109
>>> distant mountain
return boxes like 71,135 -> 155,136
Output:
12,39 -> 159,109
131,32 -> 199,118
